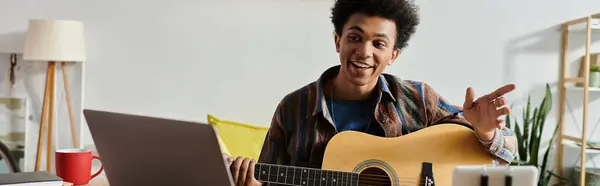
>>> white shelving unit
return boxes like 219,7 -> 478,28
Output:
566,86 -> 600,92
558,13 -> 600,185
563,141 -> 600,154
567,18 -> 600,31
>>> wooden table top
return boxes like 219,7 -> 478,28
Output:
61,169 -> 109,186
62,175 -> 108,186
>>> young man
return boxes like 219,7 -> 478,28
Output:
224,0 -> 518,185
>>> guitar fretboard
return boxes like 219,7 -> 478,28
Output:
254,163 -> 359,185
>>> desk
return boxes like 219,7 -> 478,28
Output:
62,174 -> 108,186
83,176 -> 109,186
62,163 -> 109,186
83,163 -> 108,186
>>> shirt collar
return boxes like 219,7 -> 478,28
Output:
310,65 -> 396,118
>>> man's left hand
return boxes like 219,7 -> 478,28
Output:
462,84 -> 516,141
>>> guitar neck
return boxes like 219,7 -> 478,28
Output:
254,163 -> 360,186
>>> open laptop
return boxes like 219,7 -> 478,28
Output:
83,109 -> 235,186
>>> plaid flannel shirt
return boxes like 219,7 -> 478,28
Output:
258,65 -> 517,169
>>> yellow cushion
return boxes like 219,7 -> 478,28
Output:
207,114 -> 269,160
216,133 -> 231,155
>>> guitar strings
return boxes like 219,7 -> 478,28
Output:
255,172 -> 424,185
256,172 -> 420,181
255,172 -> 421,181
255,170 -> 420,180
254,164 -> 424,185
254,175 -> 421,186
256,177 -> 420,186
254,167 -> 420,180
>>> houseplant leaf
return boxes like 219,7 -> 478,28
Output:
524,95 -> 531,149
529,107 -> 539,165
539,123 -> 558,185
540,83 -> 552,115
524,96 -> 531,158
533,84 -> 552,168
506,83 -> 563,185
514,120 -> 528,164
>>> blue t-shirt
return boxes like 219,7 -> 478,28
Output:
325,93 -> 385,136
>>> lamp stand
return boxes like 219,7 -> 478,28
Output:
34,61 -> 79,172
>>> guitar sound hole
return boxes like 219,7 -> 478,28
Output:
358,167 -> 391,186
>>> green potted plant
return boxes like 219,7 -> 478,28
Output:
590,64 -> 600,87
506,83 -> 568,186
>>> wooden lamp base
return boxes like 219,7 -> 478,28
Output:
34,61 -> 79,172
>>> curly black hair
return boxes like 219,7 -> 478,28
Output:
330,0 -> 420,50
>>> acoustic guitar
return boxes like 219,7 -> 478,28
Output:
252,124 -> 496,186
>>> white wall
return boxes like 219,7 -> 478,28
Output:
1,0 -> 600,182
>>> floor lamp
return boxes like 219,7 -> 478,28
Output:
22,19 -> 86,172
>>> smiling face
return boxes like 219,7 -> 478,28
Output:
335,13 -> 400,87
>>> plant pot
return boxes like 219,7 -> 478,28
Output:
591,72 -> 600,87
572,166 -> 600,186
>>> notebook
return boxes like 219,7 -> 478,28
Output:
0,171 -> 63,186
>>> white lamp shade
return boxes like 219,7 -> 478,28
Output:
23,19 -> 86,62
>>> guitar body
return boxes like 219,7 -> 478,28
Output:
321,124 -> 495,186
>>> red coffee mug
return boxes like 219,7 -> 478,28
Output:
55,148 -> 104,185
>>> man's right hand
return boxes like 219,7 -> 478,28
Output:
223,153 -> 262,186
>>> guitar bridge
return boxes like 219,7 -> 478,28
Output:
421,162 -> 435,186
